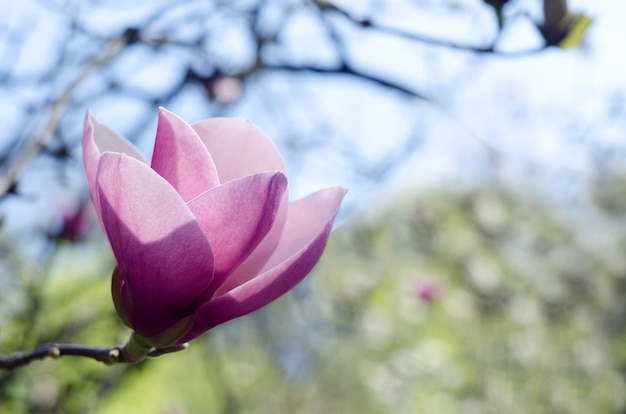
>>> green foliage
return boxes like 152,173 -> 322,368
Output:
316,185 -> 626,413
0,246 -> 127,413
3,182 -> 626,413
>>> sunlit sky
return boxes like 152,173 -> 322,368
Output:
374,0 -> 626,200
1,0 -> 625,229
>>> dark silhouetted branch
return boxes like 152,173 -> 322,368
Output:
0,35 -> 127,198
314,0 -> 549,57
0,344 -> 122,369
265,63 -> 429,100
0,337 -> 189,370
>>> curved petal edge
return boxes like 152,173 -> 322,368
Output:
183,186 -> 347,341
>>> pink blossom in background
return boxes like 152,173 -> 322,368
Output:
56,200 -> 93,242
415,278 -> 444,304
208,76 -> 243,104
83,107 -> 346,348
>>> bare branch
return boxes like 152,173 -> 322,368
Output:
0,332 -> 189,370
264,63 -> 429,100
0,344 -> 122,369
314,0 -> 548,57
0,34 -> 129,198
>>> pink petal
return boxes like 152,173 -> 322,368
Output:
217,188 -> 288,292
82,115 -> 102,217
96,152 -> 215,338
151,108 -> 220,201
192,118 -> 286,183
83,112 -> 147,217
186,172 -> 287,295
85,112 -> 146,160
218,186 -> 347,294
183,186 -> 346,341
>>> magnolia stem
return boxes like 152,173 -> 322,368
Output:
0,344 -> 124,370
0,337 -> 190,370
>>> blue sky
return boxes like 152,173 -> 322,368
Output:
0,0 -> 624,231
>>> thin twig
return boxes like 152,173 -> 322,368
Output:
0,344 -> 123,369
264,63 -> 429,100
0,35 -> 128,198
314,1 -> 548,58
0,335 -> 189,370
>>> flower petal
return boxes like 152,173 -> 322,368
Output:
111,266 -> 130,327
85,112 -> 146,160
151,108 -> 220,201
83,112 -> 146,217
183,186 -> 346,341
186,172 -> 287,295
218,186 -> 347,295
96,152 -> 215,337
192,118 -> 286,183
217,188 -> 288,292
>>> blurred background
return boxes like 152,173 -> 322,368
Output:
1,0 -> 625,412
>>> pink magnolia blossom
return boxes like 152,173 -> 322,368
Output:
208,76 -> 243,103
415,278 -> 444,304
83,107 -> 346,350
56,200 -> 93,242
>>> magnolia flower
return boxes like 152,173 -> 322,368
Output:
415,277 -> 444,304
208,76 -> 243,104
83,108 -> 346,358
55,200 -> 93,243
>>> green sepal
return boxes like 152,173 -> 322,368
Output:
144,315 -> 194,349
148,343 -> 189,358
121,332 -> 154,363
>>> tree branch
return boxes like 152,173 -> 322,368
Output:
264,63 -> 429,100
314,0 -> 548,57
0,334 -> 189,370
0,33 -> 129,199
0,344 -> 122,370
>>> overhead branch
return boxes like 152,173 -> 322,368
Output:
313,0 -> 549,57
0,34 -> 129,199
264,63 -> 429,100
